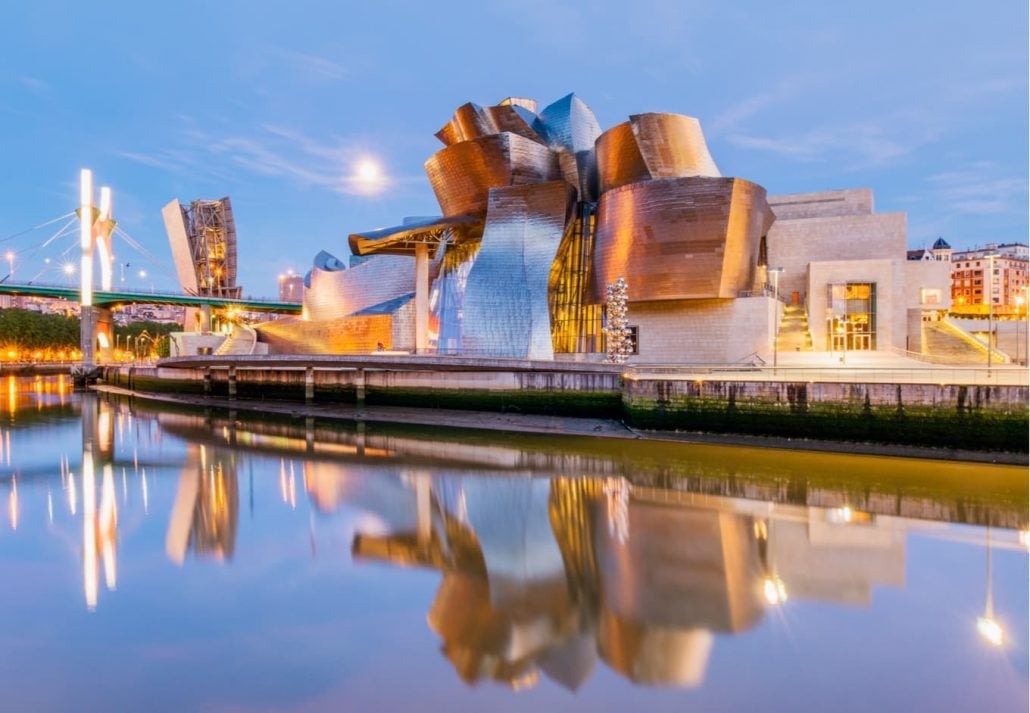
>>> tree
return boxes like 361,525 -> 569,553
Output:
604,276 -> 632,364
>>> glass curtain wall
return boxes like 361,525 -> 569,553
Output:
827,282 -> 876,351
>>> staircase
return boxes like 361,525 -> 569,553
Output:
214,325 -> 258,356
921,320 -> 1007,364
776,304 -> 813,352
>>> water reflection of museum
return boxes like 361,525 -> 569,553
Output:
91,406 -> 905,691
304,466 -> 905,690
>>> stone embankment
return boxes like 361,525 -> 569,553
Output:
102,355 -> 1029,454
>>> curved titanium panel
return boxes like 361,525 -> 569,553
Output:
434,102 -> 494,146
461,181 -> 575,359
312,250 -> 346,271
425,133 -> 560,217
435,101 -> 546,146
484,104 -> 545,144
304,254 -> 415,321
595,121 -> 652,194
534,93 -> 602,201
592,177 -> 774,302
629,113 -> 720,180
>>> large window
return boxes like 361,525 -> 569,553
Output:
827,282 -> 877,351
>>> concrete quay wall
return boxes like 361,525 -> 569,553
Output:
103,363 -> 1028,452
624,378 -> 1028,451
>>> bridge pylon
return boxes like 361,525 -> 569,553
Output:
76,169 -> 117,374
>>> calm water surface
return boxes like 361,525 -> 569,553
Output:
0,376 -> 1027,713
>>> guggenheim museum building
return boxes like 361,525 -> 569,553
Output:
257,94 -> 950,363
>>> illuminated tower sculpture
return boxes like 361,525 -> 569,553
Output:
162,197 -> 242,333
162,197 -> 242,299
78,169 -> 117,367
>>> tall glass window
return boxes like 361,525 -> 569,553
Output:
826,282 -> 876,351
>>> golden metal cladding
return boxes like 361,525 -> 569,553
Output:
596,113 -> 721,194
629,113 -> 720,179
595,121 -> 651,194
257,314 -> 394,355
435,102 -> 544,147
425,133 -> 561,217
592,177 -> 774,302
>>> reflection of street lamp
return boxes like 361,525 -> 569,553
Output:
5,251 -> 14,279
769,267 -> 784,371
755,518 -> 788,606
977,526 -> 1004,647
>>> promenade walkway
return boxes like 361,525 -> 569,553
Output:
632,351 -> 1029,387
156,350 -> 1029,387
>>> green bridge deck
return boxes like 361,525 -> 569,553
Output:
0,282 -> 302,313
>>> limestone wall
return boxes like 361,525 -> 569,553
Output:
627,296 -> 775,364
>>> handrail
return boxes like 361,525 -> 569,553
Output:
940,317 -> 1010,364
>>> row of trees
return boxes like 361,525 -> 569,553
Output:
0,308 -> 79,349
0,308 -> 178,359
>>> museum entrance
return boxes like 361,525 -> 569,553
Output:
827,282 -> 877,351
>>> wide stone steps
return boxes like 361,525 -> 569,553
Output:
215,325 -> 258,356
921,321 -> 990,364
776,304 -> 813,352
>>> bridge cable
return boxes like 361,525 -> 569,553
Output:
0,213 -> 76,244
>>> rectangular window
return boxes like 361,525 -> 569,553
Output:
920,288 -> 942,305
627,326 -> 639,355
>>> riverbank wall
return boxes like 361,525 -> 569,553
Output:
102,358 -> 1029,452
1,362 -> 74,376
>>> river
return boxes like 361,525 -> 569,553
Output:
0,376 -> 1026,712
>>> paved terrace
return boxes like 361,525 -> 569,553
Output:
157,351 -> 1029,387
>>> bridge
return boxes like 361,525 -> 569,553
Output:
1,169 -> 301,380
0,281 -> 301,313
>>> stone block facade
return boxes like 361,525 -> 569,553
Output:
767,191 -> 906,307
627,296 -> 776,364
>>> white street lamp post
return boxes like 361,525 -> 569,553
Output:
769,267 -> 784,372
985,254 -> 997,371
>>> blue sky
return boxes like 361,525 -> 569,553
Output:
0,0 -> 1026,296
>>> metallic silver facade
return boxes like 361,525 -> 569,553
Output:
462,181 -> 575,359
305,253 -> 420,322
534,93 -> 603,201
284,94 -> 775,359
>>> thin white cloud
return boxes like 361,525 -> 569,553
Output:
16,76 -> 49,95
728,120 -> 923,169
272,49 -> 350,82
120,124 -> 425,197
925,165 -> 1027,215
709,78 -> 808,134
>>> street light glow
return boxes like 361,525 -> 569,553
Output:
976,616 -> 1004,647
762,575 -> 788,606
63,263 -> 76,275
